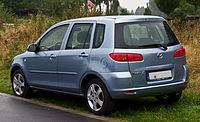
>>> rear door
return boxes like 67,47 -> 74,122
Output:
115,21 -> 186,87
57,22 -> 95,93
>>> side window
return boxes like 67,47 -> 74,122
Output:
66,23 -> 93,49
93,24 -> 105,48
39,25 -> 69,51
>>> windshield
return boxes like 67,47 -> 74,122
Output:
115,21 -> 179,49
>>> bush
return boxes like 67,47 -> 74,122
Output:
0,3 -> 13,29
0,10 -> 102,67
0,15 -> 57,66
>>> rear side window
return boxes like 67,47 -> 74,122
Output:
66,23 -> 93,49
115,21 -> 179,49
93,24 -> 105,48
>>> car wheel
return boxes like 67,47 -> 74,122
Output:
11,69 -> 32,98
156,91 -> 182,103
84,78 -> 114,115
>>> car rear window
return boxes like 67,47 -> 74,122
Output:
115,21 -> 179,49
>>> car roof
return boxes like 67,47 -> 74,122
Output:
52,15 -> 166,28
60,15 -> 165,24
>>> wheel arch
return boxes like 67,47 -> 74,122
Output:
80,72 -> 111,97
10,64 -> 25,81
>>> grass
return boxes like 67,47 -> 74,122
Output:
0,68 -> 13,94
0,18 -> 200,121
0,66 -> 200,122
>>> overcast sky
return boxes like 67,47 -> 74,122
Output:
118,0 -> 149,12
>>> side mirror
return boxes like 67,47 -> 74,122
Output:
27,44 -> 37,52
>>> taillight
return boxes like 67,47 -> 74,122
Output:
174,48 -> 186,57
109,53 -> 143,62
184,82 -> 188,86
124,90 -> 136,94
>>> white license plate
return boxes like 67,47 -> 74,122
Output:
147,70 -> 172,81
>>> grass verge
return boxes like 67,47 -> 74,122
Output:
0,65 -> 200,122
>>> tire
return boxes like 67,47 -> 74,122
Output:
11,69 -> 32,98
156,91 -> 182,103
84,78 -> 115,115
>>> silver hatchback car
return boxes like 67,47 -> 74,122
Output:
11,15 -> 189,115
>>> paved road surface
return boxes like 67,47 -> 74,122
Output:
0,94 -> 104,122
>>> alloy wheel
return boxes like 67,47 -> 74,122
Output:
87,84 -> 104,111
13,73 -> 25,96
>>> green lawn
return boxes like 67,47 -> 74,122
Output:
0,66 -> 200,122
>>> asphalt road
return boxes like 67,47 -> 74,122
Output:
0,94 -> 104,122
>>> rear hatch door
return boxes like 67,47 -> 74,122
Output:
115,21 -> 186,87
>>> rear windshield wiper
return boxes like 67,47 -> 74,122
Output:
139,44 -> 168,50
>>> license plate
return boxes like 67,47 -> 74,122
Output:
147,70 -> 172,81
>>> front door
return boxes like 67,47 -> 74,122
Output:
26,25 -> 69,88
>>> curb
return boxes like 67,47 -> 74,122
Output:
0,93 -> 119,122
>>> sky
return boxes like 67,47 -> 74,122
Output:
118,0 -> 149,12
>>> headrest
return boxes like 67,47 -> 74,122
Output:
77,31 -> 88,43
123,26 -> 132,43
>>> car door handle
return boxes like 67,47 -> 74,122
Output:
79,52 -> 89,57
49,54 -> 57,58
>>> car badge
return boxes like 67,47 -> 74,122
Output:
157,53 -> 163,59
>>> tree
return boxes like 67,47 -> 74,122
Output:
144,3 -> 152,15
155,0 -> 181,16
105,0 -> 110,15
149,0 -> 166,17
186,0 -> 200,15
135,7 -> 145,15
0,0 -> 38,16
120,7 -> 133,15
95,0 -> 104,12
0,0 -> 121,18
0,3 -> 13,28
40,0 -> 84,18
172,0 -> 195,20
109,0 -> 120,15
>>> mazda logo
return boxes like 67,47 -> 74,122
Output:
157,53 -> 163,59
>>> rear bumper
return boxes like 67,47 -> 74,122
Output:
101,65 -> 189,99
110,80 -> 187,99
